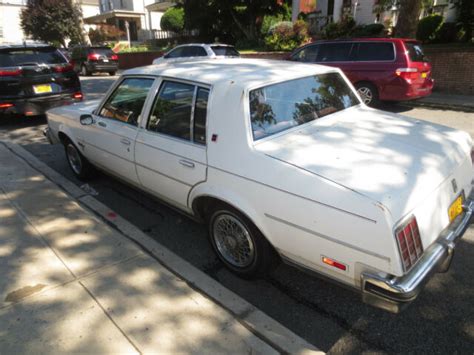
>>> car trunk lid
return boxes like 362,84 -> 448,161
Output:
255,107 -> 471,224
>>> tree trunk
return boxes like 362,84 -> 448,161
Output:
394,0 -> 423,38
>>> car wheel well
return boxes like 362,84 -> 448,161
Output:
57,132 -> 70,145
193,195 -> 277,241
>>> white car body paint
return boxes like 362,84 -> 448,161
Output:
46,58 -> 474,294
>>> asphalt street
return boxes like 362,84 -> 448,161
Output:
1,75 -> 473,353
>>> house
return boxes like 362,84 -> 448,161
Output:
84,0 -> 176,42
0,0 -> 101,44
292,0 -> 460,31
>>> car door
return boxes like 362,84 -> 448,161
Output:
135,79 -> 209,210
316,42 -> 356,80
80,77 -> 155,184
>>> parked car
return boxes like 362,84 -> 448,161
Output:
290,38 -> 434,106
70,46 -> 119,76
0,44 -> 82,117
45,59 -> 473,313
153,43 -> 240,64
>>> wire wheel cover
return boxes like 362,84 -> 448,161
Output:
213,214 -> 255,268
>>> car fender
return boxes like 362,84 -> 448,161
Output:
188,183 -> 274,245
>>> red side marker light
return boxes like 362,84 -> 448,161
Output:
322,256 -> 347,271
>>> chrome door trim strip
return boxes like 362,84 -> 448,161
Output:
265,213 -> 390,262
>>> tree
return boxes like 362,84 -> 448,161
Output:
183,0 -> 289,44
455,0 -> 473,42
394,0 -> 424,38
161,7 -> 185,33
88,25 -> 125,44
20,0 -> 84,47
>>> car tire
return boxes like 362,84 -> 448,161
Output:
109,71 -> 116,76
64,138 -> 94,180
80,64 -> 90,76
355,82 -> 379,107
208,205 -> 278,278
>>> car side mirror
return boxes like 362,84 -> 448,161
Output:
80,114 -> 94,125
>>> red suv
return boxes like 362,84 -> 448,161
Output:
290,38 -> 434,106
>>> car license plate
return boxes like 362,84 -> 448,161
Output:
421,72 -> 427,78
448,195 -> 464,222
33,84 -> 53,94
103,59 -> 109,62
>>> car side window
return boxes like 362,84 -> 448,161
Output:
166,47 -> 183,58
147,80 -> 209,145
194,88 -> 209,144
99,78 -> 154,126
292,45 -> 319,62
317,43 -> 353,62
355,42 -> 395,61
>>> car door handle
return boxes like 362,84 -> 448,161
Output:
98,121 -> 107,128
120,138 -> 131,146
179,160 -> 195,168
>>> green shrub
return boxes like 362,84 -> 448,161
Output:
322,16 -> 356,39
264,20 -> 309,51
417,15 -> 443,43
434,22 -> 462,43
160,7 -> 184,33
352,23 -> 385,37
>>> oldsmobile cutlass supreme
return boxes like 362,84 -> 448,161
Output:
45,59 -> 474,312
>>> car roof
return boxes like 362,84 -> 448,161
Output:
172,43 -> 235,48
124,58 -> 338,90
0,44 -> 56,52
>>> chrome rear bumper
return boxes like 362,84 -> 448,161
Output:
361,198 -> 474,313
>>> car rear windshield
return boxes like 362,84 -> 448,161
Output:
250,73 -> 359,140
405,42 -> 428,62
0,47 -> 67,67
90,48 -> 114,56
211,46 -> 240,57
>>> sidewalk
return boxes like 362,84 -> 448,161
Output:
406,92 -> 474,112
0,141 -> 319,354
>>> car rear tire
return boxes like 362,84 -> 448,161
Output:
80,65 -> 90,76
208,205 -> 278,278
355,82 -> 379,107
64,139 -> 94,180
109,71 -> 116,76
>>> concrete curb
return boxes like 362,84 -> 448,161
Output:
2,141 -> 321,355
404,100 -> 474,113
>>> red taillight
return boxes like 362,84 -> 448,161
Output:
396,67 -> 418,81
87,53 -> 100,61
53,64 -> 74,73
396,216 -> 423,272
322,256 -> 347,271
72,92 -> 83,100
0,103 -> 14,108
110,54 -> 118,61
0,69 -> 22,77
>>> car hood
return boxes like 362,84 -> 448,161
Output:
255,107 -> 472,220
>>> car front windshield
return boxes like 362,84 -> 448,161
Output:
249,72 -> 359,140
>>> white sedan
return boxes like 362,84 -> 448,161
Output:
45,59 -> 474,312
152,43 -> 240,64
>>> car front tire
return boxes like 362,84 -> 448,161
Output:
208,206 -> 277,278
64,139 -> 94,180
80,64 -> 90,76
